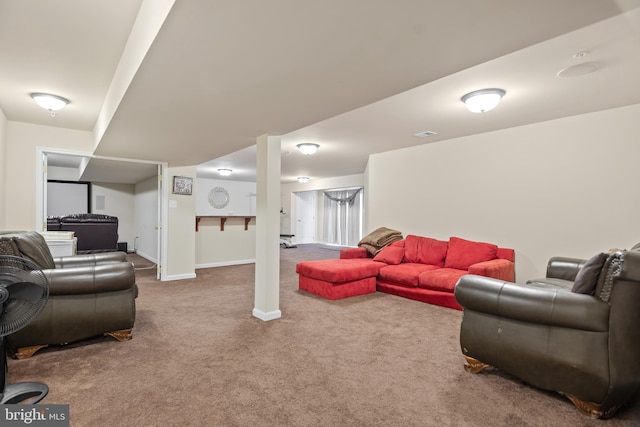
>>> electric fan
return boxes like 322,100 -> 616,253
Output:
0,255 -> 49,404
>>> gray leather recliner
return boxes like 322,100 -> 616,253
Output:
0,231 -> 137,358
454,246 -> 640,419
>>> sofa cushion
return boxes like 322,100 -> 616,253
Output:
444,236 -> 498,270
373,245 -> 404,265
571,252 -> 608,295
296,259 -> 384,283
378,263 -> 439,287
418,268 -> 468,292
403,235 -> 448,267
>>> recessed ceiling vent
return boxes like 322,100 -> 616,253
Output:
414,131 -> 437,138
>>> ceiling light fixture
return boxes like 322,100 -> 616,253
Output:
217,168 -> 232,176
296,143 -> 319,155
461,88 -> 506,113
30,93 -> 70,117
297,177 -> 310,183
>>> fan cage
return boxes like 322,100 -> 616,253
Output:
0,256 -> 49,336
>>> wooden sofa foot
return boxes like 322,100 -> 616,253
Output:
562,394 -> 619,419
13,345 -> 49,359
464,356 -> 491,374
104,329 -> 133,342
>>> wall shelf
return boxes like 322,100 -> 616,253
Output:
196,216 -> 255,231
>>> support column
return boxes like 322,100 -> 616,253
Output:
253,134 -> 282,321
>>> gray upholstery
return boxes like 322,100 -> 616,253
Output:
454,247 -> 640,419
0,231 -> 136,358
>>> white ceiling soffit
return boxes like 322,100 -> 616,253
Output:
94,0 -> 640,169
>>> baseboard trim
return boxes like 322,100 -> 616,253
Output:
252,308 -> 282,322
134,250 -> 157,264
196,259 -> 255,269
162,272 -> 197,281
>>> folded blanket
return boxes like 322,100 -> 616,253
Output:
358,227 -> 403,255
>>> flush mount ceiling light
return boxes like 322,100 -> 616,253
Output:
296,143 -> 319,155
461,88 -> 506,113
30,93 -> 70,117
217,168 -> 232,176
297,176 -> 310,183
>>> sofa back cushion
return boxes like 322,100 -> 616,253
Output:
571,252 -> 608,295
403,235 -> 448,267
7,231 -> 56,269
444,236 -> 498,270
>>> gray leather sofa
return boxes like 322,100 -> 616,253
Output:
454,245 -> 640,419
0,231 -> 136,358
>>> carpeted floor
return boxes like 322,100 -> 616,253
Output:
7,244 -> 640,426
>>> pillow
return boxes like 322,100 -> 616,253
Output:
444,236 -> 498,270
0,238 -> 20,257
373,245 -> 404,265
571,252 -> 609,295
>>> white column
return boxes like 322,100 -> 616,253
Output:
253,134 -> 282,321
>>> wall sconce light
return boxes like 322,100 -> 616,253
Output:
461,88 -> 506,113
297,177 -> 310,183
30,92 -> 70,117
217,169 -> 232,176
296,143 -> 319,155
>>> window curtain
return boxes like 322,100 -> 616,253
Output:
322,188 -> 363,246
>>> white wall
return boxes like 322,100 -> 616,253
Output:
366,104 -> 640,282
91,182 -> 136,250
196,178 -> 256,216
166,166 -> 196,280
0,109 -> 7,229
195,177 -> 257,267
134,175 -> 159,262
5,121 -> 93,230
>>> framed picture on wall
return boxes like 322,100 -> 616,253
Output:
172,176 -> 193,195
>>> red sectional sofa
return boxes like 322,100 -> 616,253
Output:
296,235 -> 515,310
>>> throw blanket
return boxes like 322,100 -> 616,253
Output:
358,227 -> 403,256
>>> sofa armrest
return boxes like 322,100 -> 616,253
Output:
468,259 -> 515,281
546,256 -> 586,281
340,247 -> 369,259
454,275 -> 609,332
44,262 -> 136,296
54,251 -> 128,268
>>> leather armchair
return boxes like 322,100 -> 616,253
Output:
454,247 -> 640,419
0,231 -> 136,358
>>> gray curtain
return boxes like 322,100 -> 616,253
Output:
322,188 -> 363,246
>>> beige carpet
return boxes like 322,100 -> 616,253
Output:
7,245 -> 640,426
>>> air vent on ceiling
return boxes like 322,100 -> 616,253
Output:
414,131 -> 437,138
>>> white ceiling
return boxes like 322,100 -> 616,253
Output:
2,1 -> 639,184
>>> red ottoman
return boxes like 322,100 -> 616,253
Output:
295,258 -> 385,300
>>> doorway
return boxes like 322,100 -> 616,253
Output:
36,148 -> 167,280
295,191 -> 316,244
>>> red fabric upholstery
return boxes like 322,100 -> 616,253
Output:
377,280 -> 462,310
340,247 -> 369,259
295,259 -> 384,282
403,235 -> 448,267
468,258 -> 515,281
418,268 -> 467,292
373,246 -> 404,265
296,235 -> 515,307
299,275 -> 376,300
444,236 -> 498,270
377,263 -> 439,287
496,247 -> 515,262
